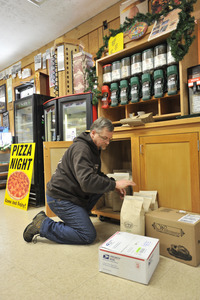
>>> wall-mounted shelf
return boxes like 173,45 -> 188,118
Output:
96,24 -> 198,124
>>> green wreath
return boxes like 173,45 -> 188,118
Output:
86,0 -> 197,105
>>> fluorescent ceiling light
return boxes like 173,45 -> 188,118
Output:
27,0 -> 47,7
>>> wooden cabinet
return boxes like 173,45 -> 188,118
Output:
96,24 -> 199,124
139,132 -> 200,212
92,117 -> 200,219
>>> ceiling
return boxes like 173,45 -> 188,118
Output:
0,0 -> 120,71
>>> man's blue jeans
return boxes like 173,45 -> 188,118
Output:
40,194 -> 102,244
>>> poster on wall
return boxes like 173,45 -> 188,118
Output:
151,0 -> 180,14
0,84 -> 7,113
148,8 -> 181,41
3,111 -> 9,129
6,78 -> 12,103
34,53 -> 42,71
108,32 -> 124,55
4,143 -> 35,211
120,0 -> 148,25
57,45 -> 65,71
120,0 -> 149,39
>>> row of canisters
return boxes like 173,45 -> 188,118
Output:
103,43 -> 176,84
101,65 -> 179,108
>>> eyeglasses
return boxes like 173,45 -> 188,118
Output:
98,133 -> 112,142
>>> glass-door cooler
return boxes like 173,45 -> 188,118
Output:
58,92 -> 93,141
14,93 -> 52,206
43,98 -> 58,141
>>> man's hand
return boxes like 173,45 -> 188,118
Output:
115,179 -> 136,199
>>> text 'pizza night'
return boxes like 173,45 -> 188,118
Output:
10,144 -> 34,171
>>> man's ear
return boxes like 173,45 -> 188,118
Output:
90,130 -> 96,139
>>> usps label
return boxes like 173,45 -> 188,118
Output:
178,214 -> 200,224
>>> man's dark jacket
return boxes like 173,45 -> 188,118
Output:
46,132 -> 116,208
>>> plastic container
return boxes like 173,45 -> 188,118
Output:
120,80 -> 129,105
131,53 -> 142,75
121,57 -> 131,78
154,44 -> 167,69
130,76 -> 140,103
142,48 -> 154,73
112,61 -> 121,81
142,73 -> 152,101
110,82 -> 119,107
167,65 -> 178,95
154,69 -> 164,98
101,85 -> 111,108
167,43 -> 177,65
103,64 -> 112,83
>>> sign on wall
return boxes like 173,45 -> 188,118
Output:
108,32 -> 124,55
4,143 -> 35,210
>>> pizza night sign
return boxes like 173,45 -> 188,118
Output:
4,143 -> 35,210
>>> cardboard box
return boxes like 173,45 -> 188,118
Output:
145,207 -> 200,266
99,231 -> 159,285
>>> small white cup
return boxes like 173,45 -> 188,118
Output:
137,111 -> 145,116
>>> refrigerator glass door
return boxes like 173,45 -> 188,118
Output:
62,100 -> 87,140
15,98 -> 33,143
45,104 -> 56,141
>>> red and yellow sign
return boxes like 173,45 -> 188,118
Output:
4,143 -> 35,210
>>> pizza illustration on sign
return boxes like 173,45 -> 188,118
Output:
7,171 -> 30,200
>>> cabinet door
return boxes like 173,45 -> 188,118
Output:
140,133 -> 200,212
43,141 -> 73,217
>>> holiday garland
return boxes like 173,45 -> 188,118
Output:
86,0 -> 197,105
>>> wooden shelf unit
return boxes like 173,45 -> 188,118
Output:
96,24 -> 199,123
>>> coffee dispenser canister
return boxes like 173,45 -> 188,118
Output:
188,65 -> 200,115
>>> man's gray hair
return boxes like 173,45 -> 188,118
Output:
90,117 -> 114,133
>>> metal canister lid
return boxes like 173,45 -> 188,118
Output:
167,65 -> 178,76
121,57 -> 130,66
154,69 -> 164,80
131,52 -> 142,63
103,64 -> 112,68
142,48 -> 154,58
154,44 -> 167,55
142,73 -> 151,83
120,79 -> 128,88
130,76 -> 139,85
110,82 -> 119,91
112,60 -> 121,69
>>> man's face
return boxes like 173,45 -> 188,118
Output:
91,127 -> 113,150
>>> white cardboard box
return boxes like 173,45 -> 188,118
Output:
99,231 -> 159,285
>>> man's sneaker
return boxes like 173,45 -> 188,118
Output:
23,211 -> 47,243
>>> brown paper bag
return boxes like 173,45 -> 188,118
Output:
105,172 -> 132,211
137,190 -> 158,210
120,196 -> 145,235
133,193 -> 152,212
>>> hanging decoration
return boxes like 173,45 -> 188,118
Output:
85,66 -> 101,105
86,0 -> 197,105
